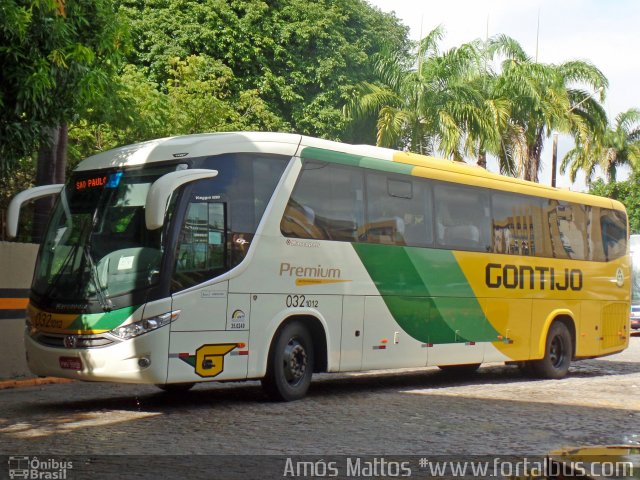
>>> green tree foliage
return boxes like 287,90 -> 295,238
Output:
590,177 -> 640,234
67,55 -> 288,167
562,108 -> 640,183
346,28 -> 515,173
1,0 -> 130,240
487,35 -> 608,182
114,0 -> 409,142
345,27 -> 494,157
346,30 -> 610,183
0,0 -> 129,175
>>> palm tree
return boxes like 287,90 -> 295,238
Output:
562,108 -> 640,183
488,35 -> 608,182
346,26 -> 506,163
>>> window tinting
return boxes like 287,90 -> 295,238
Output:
281,161 -> 364,241
600,209 -> 627,261
173,202 -> 226,289
491,193 -> 543,256
280,157 -> 627,262
538,201 -> 627,261
544,200 -> 588,260
388,178 -> 412,199
191,153 -> 289,235
364,172 -> 433,247
171,153 -> 289,291
434,184 -> 491,252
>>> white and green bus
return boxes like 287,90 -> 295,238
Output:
7,132 -> 631,400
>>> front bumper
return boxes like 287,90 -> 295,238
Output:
25,326 -> 170,384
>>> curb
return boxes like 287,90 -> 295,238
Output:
0,377 -> 74,390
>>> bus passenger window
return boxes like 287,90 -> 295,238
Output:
434,184 -> 490,252
600,209 -> 627,261
491,193 -> 543,256
281,161 -> 364,242
363,172 -> 432,247
281,200 -> 329,240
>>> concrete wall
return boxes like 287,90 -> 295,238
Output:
0,241 -> 38,379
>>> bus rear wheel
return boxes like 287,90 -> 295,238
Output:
530,321 -> 572,379
262,321 -> 314,402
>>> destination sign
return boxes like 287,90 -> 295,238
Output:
75,172 -> 122,191
75,176 -> 108,191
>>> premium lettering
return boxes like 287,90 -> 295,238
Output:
279,262 -> 341,279
486,263 -> 583,291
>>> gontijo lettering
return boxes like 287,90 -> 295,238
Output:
486,263 -> 583,291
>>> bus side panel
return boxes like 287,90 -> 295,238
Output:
167,280 -> 252,382
423,297 -> 486,367
576,300 -> 602,357
361,296 -> 428,370
166,330 -> 249,383
480,298 -> 532,363
575,300 -> 630,357
170,281 -> 229,332
247,294 -> 342,378
340,295 -> 364,371
599,302 -> 630,355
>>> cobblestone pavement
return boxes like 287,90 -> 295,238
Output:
0,337 -> 638,477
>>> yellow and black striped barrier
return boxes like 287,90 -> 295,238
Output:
0,289 -> 29,320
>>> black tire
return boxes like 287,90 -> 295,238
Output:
155,382 -> 195,393
438,363 -> 481,375
262,321 -> 314,401
530,322 -> 572,379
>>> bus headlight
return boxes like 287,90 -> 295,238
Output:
110,310 -> 180,340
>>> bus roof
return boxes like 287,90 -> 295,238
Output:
75,132 -> 304,172
75,132 -> 623,212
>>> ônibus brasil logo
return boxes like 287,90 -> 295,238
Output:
8,456 -> 73,479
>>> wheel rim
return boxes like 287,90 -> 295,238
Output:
282,337 -> 307,386
549,334 -> 566,368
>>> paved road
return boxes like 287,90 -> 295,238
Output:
0,336 -> 639,478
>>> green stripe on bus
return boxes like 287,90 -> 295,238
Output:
299,147 -> 413,175
352,243 -> 498,343
67,305 -> 138,331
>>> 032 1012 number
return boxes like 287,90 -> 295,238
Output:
286,295 -> 319,308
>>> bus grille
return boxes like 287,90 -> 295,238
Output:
34,333 -> 115,349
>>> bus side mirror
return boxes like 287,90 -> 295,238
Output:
6,184 -> 64,239
145,169 -> 218,230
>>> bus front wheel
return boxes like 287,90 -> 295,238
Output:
262,321 -> 314,402
530,322 -> 572,379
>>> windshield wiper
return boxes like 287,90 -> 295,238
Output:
42,233 -> 83,301
83,236 -> 113,312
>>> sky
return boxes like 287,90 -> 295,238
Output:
366,0 -> 640,190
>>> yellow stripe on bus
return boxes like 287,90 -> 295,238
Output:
295,278 -> 352,286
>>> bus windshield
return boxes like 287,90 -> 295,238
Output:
32,165 -> 178,306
